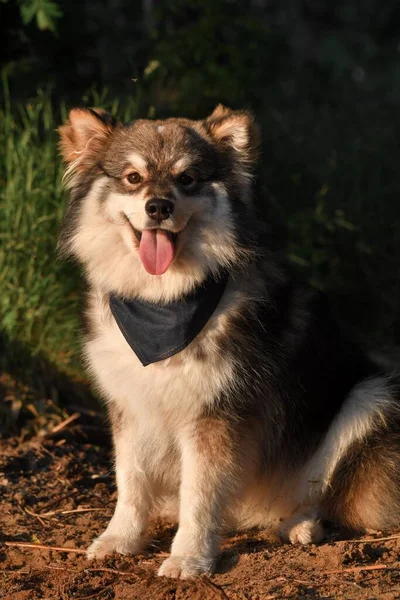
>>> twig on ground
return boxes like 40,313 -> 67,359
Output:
292,578 -> 316,585
38,490 -> 78,511
85,567 -> 138,577
0,569 -> 30,575
321,563 -> 397,575
349,534 -> 400,544
5,541 -> 87,554
49,412 -> 80,434
60,507 -> 110,515
46,565 -> 82,574
55,439 -> 67,446
40,507 -> 110,518
264,576 -> 286,584
23,506 -> 48,527
67,404 -> 103,419
295,577 -> 363,590
38,444 -> 56,458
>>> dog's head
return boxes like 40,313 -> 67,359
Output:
58,105 -> 260,301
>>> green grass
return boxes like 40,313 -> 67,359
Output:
0,81 -> 141,378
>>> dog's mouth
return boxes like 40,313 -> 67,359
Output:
132,226 -> 179,276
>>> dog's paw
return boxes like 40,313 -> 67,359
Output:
279,514 -> 325,545
87,533 -> 143,560
158,555 -> 214,579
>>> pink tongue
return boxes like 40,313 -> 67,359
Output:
139,229 -> 176,275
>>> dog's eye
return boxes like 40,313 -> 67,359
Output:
126,172 -> 142,185
178,173 -> 194,186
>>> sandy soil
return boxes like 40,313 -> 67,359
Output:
1,412 -> 400,600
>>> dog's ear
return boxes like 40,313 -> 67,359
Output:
205,105 -> 260,163
58,108 -> 116,169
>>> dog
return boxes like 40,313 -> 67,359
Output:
58,105 -> 400,579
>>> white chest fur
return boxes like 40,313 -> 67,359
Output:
84,290 -> 236,426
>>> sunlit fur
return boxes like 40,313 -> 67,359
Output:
58,106 -> 400,579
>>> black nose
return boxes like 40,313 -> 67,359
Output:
145,198 -> 174,221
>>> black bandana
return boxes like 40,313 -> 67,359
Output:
109,271 -> 229,366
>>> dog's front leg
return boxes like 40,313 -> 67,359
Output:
158,418 -> 238,579
87,414 -> 153,559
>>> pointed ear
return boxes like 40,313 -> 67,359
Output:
58,108 -> 116,168
205,105 -> 260,163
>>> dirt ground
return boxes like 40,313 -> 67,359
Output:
1,410 -> 400,600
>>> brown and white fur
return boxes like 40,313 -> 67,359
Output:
58,105 -> 400,579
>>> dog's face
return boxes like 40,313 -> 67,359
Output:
58,106 -> 259,301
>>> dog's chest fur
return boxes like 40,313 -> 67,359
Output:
84,287 -> 238,427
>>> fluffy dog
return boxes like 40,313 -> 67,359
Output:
58,105 -> 400,578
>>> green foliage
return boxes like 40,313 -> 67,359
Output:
20,0 -> 62,32
0,80 -> 141,375
2,0 -> 62,33
0,79 -> 77,372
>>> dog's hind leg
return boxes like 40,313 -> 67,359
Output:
322,422 -> 400,532
282,376 -> 400,543
279,509 -> 325,545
